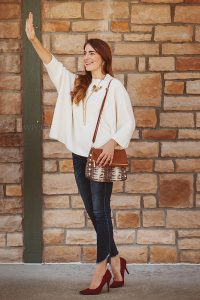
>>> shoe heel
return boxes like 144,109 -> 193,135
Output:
107,281 -> 110,293
125,266 -> 129,274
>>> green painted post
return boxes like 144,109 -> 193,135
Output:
22,0 -> 43,262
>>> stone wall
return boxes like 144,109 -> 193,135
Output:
1,0 -> 200,263
0,0 -> 23,262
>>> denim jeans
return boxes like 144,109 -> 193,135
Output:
72,152 -> 119,264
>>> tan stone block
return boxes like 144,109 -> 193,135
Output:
195,26 -> 200,42
0,148 -> 22,163
42,33 -> 50,51
43,245 -> 81,263
43,2 -> 81,19
130,159 -> 153,172
150,246 -> 177,263
161,141 -> 200,157
5,184 -> 22,196
52,35 -> 85,54
113,229 -> 135,244
66,230 -> 96,244
149,57 -> 175,71
124,33 -> 151,41
82,246 -> 96,262
0,21 -> 20,38
43,210 -> 85,228
114,43 -> 159,55
142,0 -> 183,2
155,160 -> 174,173
142,129 -> 177,139
42,21 -> 70,32
131,5 -> 171,24
164,72 -> 200,80
174,6 -> 200,23
59,159 -> 74,173
0,133 -> 22,147
0,234 -> 6,247
88,32 -> 122,42
84,2 -> 129,19
159,174 -> 193,208
112,57 -> 136,72
43,229 -> 65,245
111,195 -> 140,209
164,96 -> 200,111
143,195 -> 157,208
178,229 -> 200,237
0,39 -> 20,52
126,141 -> 159,158
176,159 -> 200,172
71,195 -> 84,209
0,163 -> 22,183
186,80 -> 200,94
160,112 -> 194,128
0,248 -> 22,263
42,92 -> 57,106
179,238 -> 200,250
0,92 -> 21,114
164,81 -> 184,94
197,174 -> 200,192
166,210 -> 200,228
7,232 -> 23,246
176,57 -> 200,71
137,229 -> 175,244
138,57 -> 146,72
143,210 -> 165,227
43,141 -> 71,158
43,160 -> 57,172
43,195 -> 70,209
0,75 -> 21,90
131,25 -> 153,32
116,245 -> 148,263
125,174 -> 157,193
0,116 -> 15,133
43,173 -> 78,195
134,108 -> 157,128
72,20 -> 108,32
179,129 -> 200,139
196,194 -> 200,207
127,74 -> 161,106
112,181 -> 123,193
155,25 -> 193,42
16,117 -> 22,133
0,198 -> 22,214
197,113 -> 200,127
0,3 -> 21,20
180,250 -> 200,263
0,215 -> 22,231
116,211 -> 140,228
111,21 -> 129,32
163,43 -> 200,55
43,73 -> 55,91
0,54 -> 20,73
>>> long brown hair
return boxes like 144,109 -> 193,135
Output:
70,38 -> 114,105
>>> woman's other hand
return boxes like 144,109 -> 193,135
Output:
96,139 -> 117,167
25,12 -> 36,41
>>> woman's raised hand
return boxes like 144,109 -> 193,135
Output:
25,12 -> 36,41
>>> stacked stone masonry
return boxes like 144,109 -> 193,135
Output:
1,0 -> 200,264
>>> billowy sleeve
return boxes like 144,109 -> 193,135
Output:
43,54 -> 76,92
111,80 -> 136,148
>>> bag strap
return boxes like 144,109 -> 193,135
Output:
92,78 -> 113,144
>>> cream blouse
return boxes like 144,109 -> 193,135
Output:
43,54 -> 136,157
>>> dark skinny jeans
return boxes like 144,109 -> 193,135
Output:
72,152 -> 119,264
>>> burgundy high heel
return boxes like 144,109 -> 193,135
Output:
79,269 -> 112,295
109,257 -> 129,288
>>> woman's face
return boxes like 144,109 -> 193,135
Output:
83,43 -> 104,73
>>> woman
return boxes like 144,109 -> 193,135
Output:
26,12 -> 135,295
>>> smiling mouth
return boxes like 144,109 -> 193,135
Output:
85,62 -> 94,66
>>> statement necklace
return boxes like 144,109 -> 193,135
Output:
82,76 -> 106,126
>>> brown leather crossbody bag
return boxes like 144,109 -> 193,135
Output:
85,79 -> 128,182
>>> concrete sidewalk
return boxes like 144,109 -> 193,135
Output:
0,263 -> 200,300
